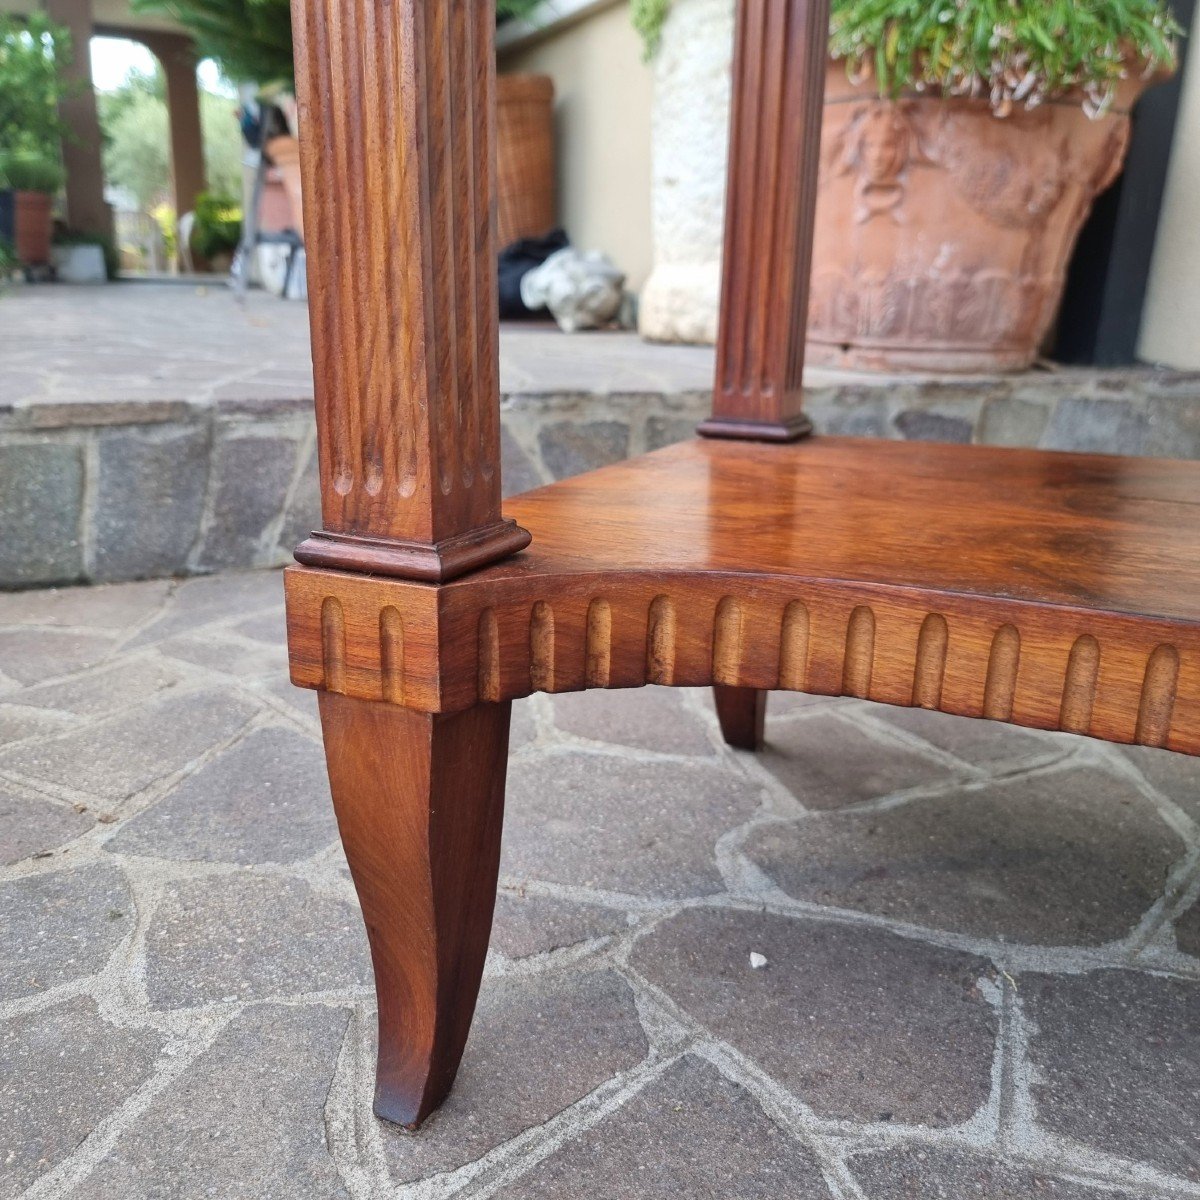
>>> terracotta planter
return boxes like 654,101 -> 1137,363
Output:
809,67 -> 1154,372
265,135 -> 305,239
13,190 -> 52,267
496,74 -> 556,247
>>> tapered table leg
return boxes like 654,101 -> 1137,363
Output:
318,692 -> 511,1128
713,685 -> 768,750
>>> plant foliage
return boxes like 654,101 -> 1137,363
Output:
134,0 -> 548,87
0,146 -> 66,193
631,0 -> 1180,114
191,190 -> 242,258
0,13 -> 73,156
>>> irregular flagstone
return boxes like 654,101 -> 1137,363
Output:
73,1004 -> 350,1200
1,788 -> 93,865
231,608 -> 287,645
851,1147 -> 1138,1198
743,766 -> 1182,946
551,687 -> 715,756
1,861 -> 134,1002
870,703 -> 1055,767
0,577 -> 171,630
0,997 -> 165,1195
107,727 -> 336,865
125,570 -> 285,649
16,656 -> 190,717
495,1055 -> 832,1200
502,751 -> 763,898
0,689 -> 258,801
1176,901 -> 1200,958
761,714 -> 956,810
144,872 -> 370,1008
490,892 -> 628,960
509,696 -> 537,751
384,969 -> 648,1184
1023,969 -> 1200,1182
0,627 -> 117,687
0,702 -> 77,743
157,632 -> 288,678
631,907 -> 997,1127
1119,744 -> 1200,822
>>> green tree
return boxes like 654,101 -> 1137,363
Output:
99,65 -> 243,212
0,13 -> 72,156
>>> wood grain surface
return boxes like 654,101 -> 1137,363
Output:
287,437 -> 1200,755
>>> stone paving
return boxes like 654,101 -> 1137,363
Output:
2,568 -> 1199,1199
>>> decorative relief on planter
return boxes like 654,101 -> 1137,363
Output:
809,74 -> 1142,372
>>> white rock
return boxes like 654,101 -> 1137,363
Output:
520,247 -> 625,333
749,951 -> 768,970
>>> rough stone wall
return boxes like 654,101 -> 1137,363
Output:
3,369 -> 1199,588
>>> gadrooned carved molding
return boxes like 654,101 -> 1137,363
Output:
285,566 -> 1199,757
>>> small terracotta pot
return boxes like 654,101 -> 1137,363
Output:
808,66 -> 1157,372
13,190 -> 52,267
265,134 -> 305,239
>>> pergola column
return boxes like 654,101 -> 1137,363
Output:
43,0 -> 112,239
141,32 -> 207,225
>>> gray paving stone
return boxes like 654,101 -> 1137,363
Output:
0,702 -> 77,743
977,396 -> 1051,447
632,907 -> 996,1126
74,1004 -> 349,1200
1042,397 -> 1148,455
509,696 -> 536,750
501,424 -> 545,496
384,969 -> 647,1183
107,727 -> 336,865
158,631 -> 288,677
195,434 -> 300,570
0,627 -> 116,686
551,686 -> 714,755
16,656 -> 190,717
497,1055 -> 832,1200
852,1147 -> 1135,1199
126,569 -> 285,648
1145,394 -> 1200,459
645,413 -> 698,451
232,608 -> 286,645
275,439 -> 320,553
894,410 -> 973,443
1119,744 -> 1200,822
806,389 -> 888,437
491,892 -> 627,959
502,751 -> 762,898
1023,969 -> 1200,1181
144,873 -> 370,1008
761,713 -> 955,810
0,577 -> 170,630
92,426 -> 210,581
0,440 -> 85,585
1,789 -> 93,864
0,997 -> 164,1195
745,766 -> 1181,945
259,672 -> 321,722
869,703 -> 1052,767
538,419 -> 628,479
1176,901 -> 1200,958
1,861 -> 134,1002
0,689 -> 258,801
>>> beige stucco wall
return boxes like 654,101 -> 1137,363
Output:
1138,33 -> 1200,368
499,0 -> 654,291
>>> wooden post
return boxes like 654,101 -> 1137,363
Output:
290,0 -> 530,582
699,0 -> 830,442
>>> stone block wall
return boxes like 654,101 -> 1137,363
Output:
2,368 -> 1199,588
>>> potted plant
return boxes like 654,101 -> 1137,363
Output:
0,148 -> 65,268
636,0 -> 1178,371
136,0 -> 555,246
190,191 -> 242,272
0,13 -> 72,271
